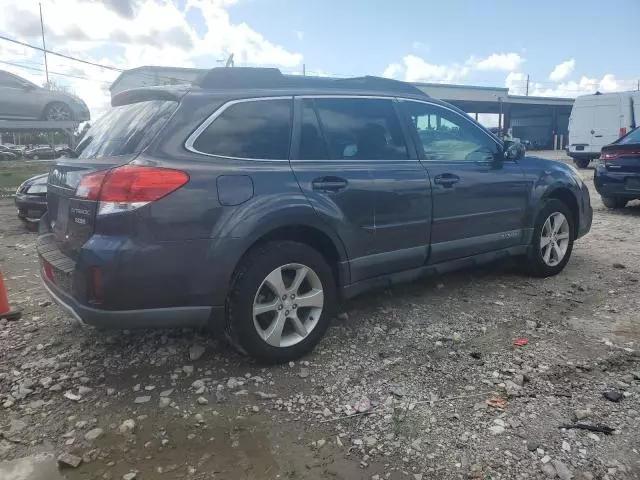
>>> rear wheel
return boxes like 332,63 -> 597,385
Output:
601,196 -> 627,209
524,199 -> 574,277
43,102 -> 73,121
574,158 -> 590,169
226,241 -> 336,363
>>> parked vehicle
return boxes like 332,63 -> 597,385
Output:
594,126 -> 640,209
38,68 -> 593,362
15,173 -> 48,222
0,150 -> 17,160
24,146 -> 60,160
0,144 -> 23,156
0,70 -> 90,122
568,91 -> 640,168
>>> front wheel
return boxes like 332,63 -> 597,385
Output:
226,241 -> 336,363
574,158 -> 590,169
524,199 -> 575,277
601,196 -> 627,209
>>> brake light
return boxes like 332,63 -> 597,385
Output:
75,165 -> 189,215
620,127 -> 627,137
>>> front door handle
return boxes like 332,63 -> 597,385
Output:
312,176 -> 348,192
433,173 -> 460,187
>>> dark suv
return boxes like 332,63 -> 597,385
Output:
38,68 -> 592,362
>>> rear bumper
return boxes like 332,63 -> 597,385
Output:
15,194 -> 47,220
36,213 -> 232,331
568,151 -> 599,161
41,273 -> 216,329
594,167 -> 640,199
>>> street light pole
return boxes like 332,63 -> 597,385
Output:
39,3 -> 50,89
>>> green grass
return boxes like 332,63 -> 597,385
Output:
0,160 -> 53,195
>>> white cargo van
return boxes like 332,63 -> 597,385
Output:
568,91 -> 639,168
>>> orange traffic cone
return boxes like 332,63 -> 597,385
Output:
0,269 -> 21,321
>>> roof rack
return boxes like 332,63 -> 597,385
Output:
193,67 -> 428,97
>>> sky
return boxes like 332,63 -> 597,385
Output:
0,0 -> 638,122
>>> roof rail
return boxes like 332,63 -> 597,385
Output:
194,67 -> 428,97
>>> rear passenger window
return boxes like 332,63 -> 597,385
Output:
192,99 -> 292,160
312,98 -> 408,160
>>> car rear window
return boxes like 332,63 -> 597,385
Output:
619,128 -> 640,145
75,100 -> 178,159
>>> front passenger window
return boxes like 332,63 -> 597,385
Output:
403,101 -> 497,162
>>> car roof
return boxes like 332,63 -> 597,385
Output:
112,67 -> 442,107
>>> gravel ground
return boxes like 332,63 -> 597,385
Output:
0,152 -> 639,480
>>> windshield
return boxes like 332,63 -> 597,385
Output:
618,127 -> 640,145
75,100 -> 178,159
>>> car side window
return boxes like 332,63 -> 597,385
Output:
192,98 -> 292,160
312,98 -> 409,160
0,72 -> 24,88
402,101 -> 497,161
299,99 -> 330,160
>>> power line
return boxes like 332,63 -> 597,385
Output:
0,34 -> 123,72
0,60 -> 112,85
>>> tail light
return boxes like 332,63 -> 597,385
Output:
620,127 -> 627,137
75,165 -> 189,215
600,150 -> 622,161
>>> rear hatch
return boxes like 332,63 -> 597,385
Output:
45,99 -> 179,258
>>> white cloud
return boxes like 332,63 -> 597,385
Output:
295,30 -> 304,41
472,53 -> 523,72
0,0 -> 303,119
382,52 -> 523,84
382,63 -> 402,79
549,59 -> 575,82
506,71 -> 630,98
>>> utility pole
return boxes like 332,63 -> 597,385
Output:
39,3 -> 50,89
302,63 -> 306,76
525,74 -> 530,96
637,79 -> 639,91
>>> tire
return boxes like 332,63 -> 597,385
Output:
574,158 -> 590,169
524,199 -> 575,277
601,196 -> 627,209
43,102 -> 73,121
226,241 -> 337,363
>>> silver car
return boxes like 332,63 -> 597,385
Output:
0,70 -> 90,122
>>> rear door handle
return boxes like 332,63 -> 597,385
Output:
594,134 -> 603,138
433,173 -> 460,187
312,176 -> 348,192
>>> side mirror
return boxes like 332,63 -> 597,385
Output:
504,140 -> 525,161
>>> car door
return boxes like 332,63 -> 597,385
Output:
0,71 -> 40,119
290,97 -> 376,283
399,99 -> 528,264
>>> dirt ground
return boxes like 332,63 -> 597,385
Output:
0,152 -> 639,480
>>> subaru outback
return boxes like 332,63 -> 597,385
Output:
38,68 -> 592,362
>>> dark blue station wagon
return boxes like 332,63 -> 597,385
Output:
38,68 -> 592,362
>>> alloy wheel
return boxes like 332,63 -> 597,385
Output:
252,263 -> 324,348
540,212 -> 570,267
47,104 -> 71,121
